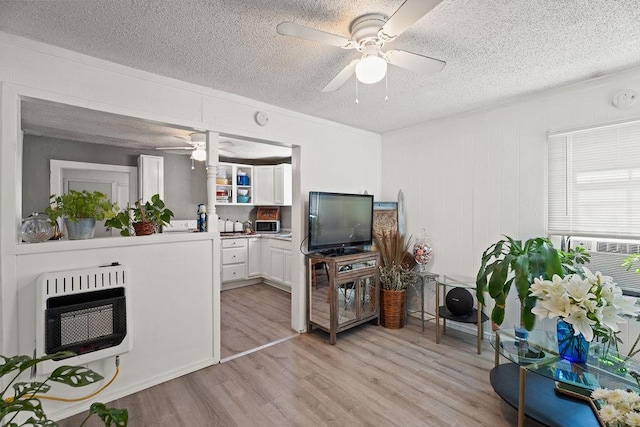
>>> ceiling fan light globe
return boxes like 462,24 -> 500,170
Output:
191,148 -> 207,161
355,55 -> 387,84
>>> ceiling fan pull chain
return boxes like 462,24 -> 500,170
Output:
385,72 -> 388,102
191,159 -> 195,170
355,77 -> 359,104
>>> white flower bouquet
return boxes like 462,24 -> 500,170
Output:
529,268 -> 640,342
592,388 -> 640,426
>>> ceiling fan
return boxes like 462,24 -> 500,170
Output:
156,133 -> 235,161
276,0 -> 445,92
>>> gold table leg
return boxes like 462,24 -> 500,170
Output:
435,281 -> 440,344
518,366 -> 526,427
476,303 -> 482,354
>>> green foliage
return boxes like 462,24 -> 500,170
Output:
476,236 -> 589,331
46,191 -> 116,223
0,352 -> 128,427
623,253 -> 640,273
105,194 -> 174,236
374,230 -> 417,291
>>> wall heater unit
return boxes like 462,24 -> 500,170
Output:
36,264 -> 132,374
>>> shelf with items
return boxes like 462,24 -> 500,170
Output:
217,162 -> 253,205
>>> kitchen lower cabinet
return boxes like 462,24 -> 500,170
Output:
221,237 -> 291,288
264,238 -> 292,289
247,237 -> 261,278
221,238 -> 247,283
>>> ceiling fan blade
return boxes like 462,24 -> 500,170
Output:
277,22 -> 355,49
386,50 -> 445,75
322,59 -> 359,92
378,0 -> 442,42
156,147 -> 193,150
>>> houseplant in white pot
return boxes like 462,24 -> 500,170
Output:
46,190 -> 116,240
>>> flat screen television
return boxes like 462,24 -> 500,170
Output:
308,191 -> 374,254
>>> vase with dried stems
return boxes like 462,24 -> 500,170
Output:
375,230 -> 417,329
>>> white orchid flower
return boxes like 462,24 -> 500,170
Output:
597,305 -> 623,333
564,310 -> 596,342
582,298 -> 598,313
616,295 -> 640,316
564,275 -> 596,303
528,276 -> 550,298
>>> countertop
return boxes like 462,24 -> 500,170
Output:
219,232 -> 292,241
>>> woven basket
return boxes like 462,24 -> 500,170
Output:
380,289 -> 406,329
133,221 -> 155,236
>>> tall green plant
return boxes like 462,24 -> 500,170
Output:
476,236 -> 589,331
0,352 -> 127,426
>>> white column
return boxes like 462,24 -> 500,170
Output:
206,131 -> 220,231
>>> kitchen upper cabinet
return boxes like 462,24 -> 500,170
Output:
138,155 -> 164,202
274,164 -> 292,206
252,164 -> 291,206
217,162 -> 253,205
253,166 -> 274,205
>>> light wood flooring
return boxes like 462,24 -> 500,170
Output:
59,318 -> 544,426
220,283 -> 294,360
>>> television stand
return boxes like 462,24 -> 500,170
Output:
307,251 -> 380,344
318,247 -> 365,257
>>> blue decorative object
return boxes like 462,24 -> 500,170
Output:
557,319 -> 589,363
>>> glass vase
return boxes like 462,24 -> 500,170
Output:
413,228 -> 433,273
557,319 -> 589,363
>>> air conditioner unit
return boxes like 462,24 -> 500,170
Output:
569,237 -> 640,296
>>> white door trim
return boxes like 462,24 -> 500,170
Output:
50,160 -> 138,200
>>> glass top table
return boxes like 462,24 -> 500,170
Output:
491,328 -> 640,426
435,275 -> 488,354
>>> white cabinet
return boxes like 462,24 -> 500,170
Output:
252,164 -> 291,206
247,237 -> 262,278
253,166 -> 274,205
138,155 -> 164,202
221,236 -> 291,289
216,162 -> 253,205
274,164 -> 292,205
221,238 -> 247,282
265,238 -> 292,288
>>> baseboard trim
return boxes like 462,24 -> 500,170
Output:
48,357 -> 216,422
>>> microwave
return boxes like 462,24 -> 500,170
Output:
255,220 -> 280,233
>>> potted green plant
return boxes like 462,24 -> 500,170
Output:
375,230 -> 416,329
106,194 -> 174,236
45,190 -> 116,240
476,236 -> 590,332
0,351 -> 128,426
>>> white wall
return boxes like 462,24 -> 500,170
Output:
381,66 -> 640,350
0,30 -> 381,420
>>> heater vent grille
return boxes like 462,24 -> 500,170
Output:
36,264 -> 132,374
42,266 -> 128,298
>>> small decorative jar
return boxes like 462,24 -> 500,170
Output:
20,213 -> 54,243
413,228 -> 433,272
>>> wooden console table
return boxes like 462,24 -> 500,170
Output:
307,251 -> 379,344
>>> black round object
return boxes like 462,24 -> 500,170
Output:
446,287 -> 474,316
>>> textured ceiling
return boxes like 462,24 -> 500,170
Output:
2,1 -> 640,133
21,98 -> 293,160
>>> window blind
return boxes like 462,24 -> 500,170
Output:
548,121 -> 640,239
